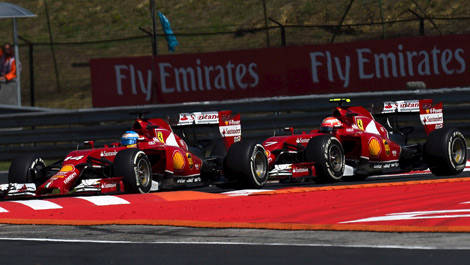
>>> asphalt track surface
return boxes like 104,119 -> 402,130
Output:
0,172 -> 470,264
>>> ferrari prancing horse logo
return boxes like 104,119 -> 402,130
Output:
157,131 -> 164,143
356,119 -> 364,131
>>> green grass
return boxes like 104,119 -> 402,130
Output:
0,0 -> 469,109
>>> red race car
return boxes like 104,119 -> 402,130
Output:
2,110 -> 269,198
263,98 -> 467,183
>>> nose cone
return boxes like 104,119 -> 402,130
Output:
38,165 -> 79,195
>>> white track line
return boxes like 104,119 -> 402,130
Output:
12,200 -> 62,210
0,237 -> 467,250
222,189 -> 272,196
0,207 -> 8,213
75,195 -> 130,206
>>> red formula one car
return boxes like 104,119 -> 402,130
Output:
263,98 -> 467,183
2,110 -> 269,198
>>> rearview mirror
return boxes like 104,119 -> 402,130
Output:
83,140 -> 94,149
283,127 -> 294,135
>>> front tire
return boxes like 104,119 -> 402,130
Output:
224,142 -> 268,188
305,135 -> 345,183
8,154 -> 46,184
114,149 -> 152,193
424,127 -> 467,176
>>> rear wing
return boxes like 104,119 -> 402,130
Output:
373,99 -> 443,134
171,110 -> 241,147
175,111 -> 220,126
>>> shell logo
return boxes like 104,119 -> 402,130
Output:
60,164 -> 75,172
173,151 -> 185,170
368,138 -> 381,157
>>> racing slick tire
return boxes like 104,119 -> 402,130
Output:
224,142 -> 268,188
8,154 -> 46,184
424,127 -> 467,176
113,149 -> 152,193
305,135 -> 345,183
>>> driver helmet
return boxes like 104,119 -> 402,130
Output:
320,117 -> 343,133
121,131 -> 139,146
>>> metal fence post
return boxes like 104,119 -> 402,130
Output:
29,43 -> 34,106
19,36 -> 35,106
268,17 -> 286,47
419,18 -> 425,36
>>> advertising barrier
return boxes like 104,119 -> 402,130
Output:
91,34 -> 470,107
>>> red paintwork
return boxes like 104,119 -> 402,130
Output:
34,111 -> 241,196
262,99 -> 441,180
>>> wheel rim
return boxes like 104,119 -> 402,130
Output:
328,144 -> 343,172
29,158 -> 45,182
135,157 -> 151,188
252,149 -> 267,181
451,137 -> 466,165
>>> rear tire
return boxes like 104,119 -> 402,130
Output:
224,142 -> 268,188
305,135 -> 345,183
8,154 -> 46,184
424,127 -> 467,176
114,149 -> 152,193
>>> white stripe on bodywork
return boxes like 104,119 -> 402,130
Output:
365,121 -> 380,135
76,195 -> 130,206
166,132 -> 179,147
12,200 -> 62,210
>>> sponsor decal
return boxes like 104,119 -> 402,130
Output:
59,164 -> 75,173
422,103 -> 433,111
63,172 -> 77,185
45,180 -> 52,189
368,137 -> 381,157
64,155 -> 84,161
176,177 -> 202,184
157,131 -> 164,143
92,35 -> 470,107
382,100 -> 420,113
372,161 -> 399,169
420,112 -> 443,125
225,119 -> 241,125
186,153 -> 194,169
264,141 -> 278,147
172,151 -> 185,170
295,138 -> 310,144
219,125 -> 241,137
356,118 -> 364,131
195,112 -> 219,124
292,168 -> 309,174
101,183 -> 117,189
178,112 -> 219,125
382,102 -> 397,113
383,139 -> 390,155
178,113 -> 194,125
397,100 -> 419,112
100,150 -> 117,157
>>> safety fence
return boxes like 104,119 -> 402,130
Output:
14,13 -> 470,108
0,87 -> 469,161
